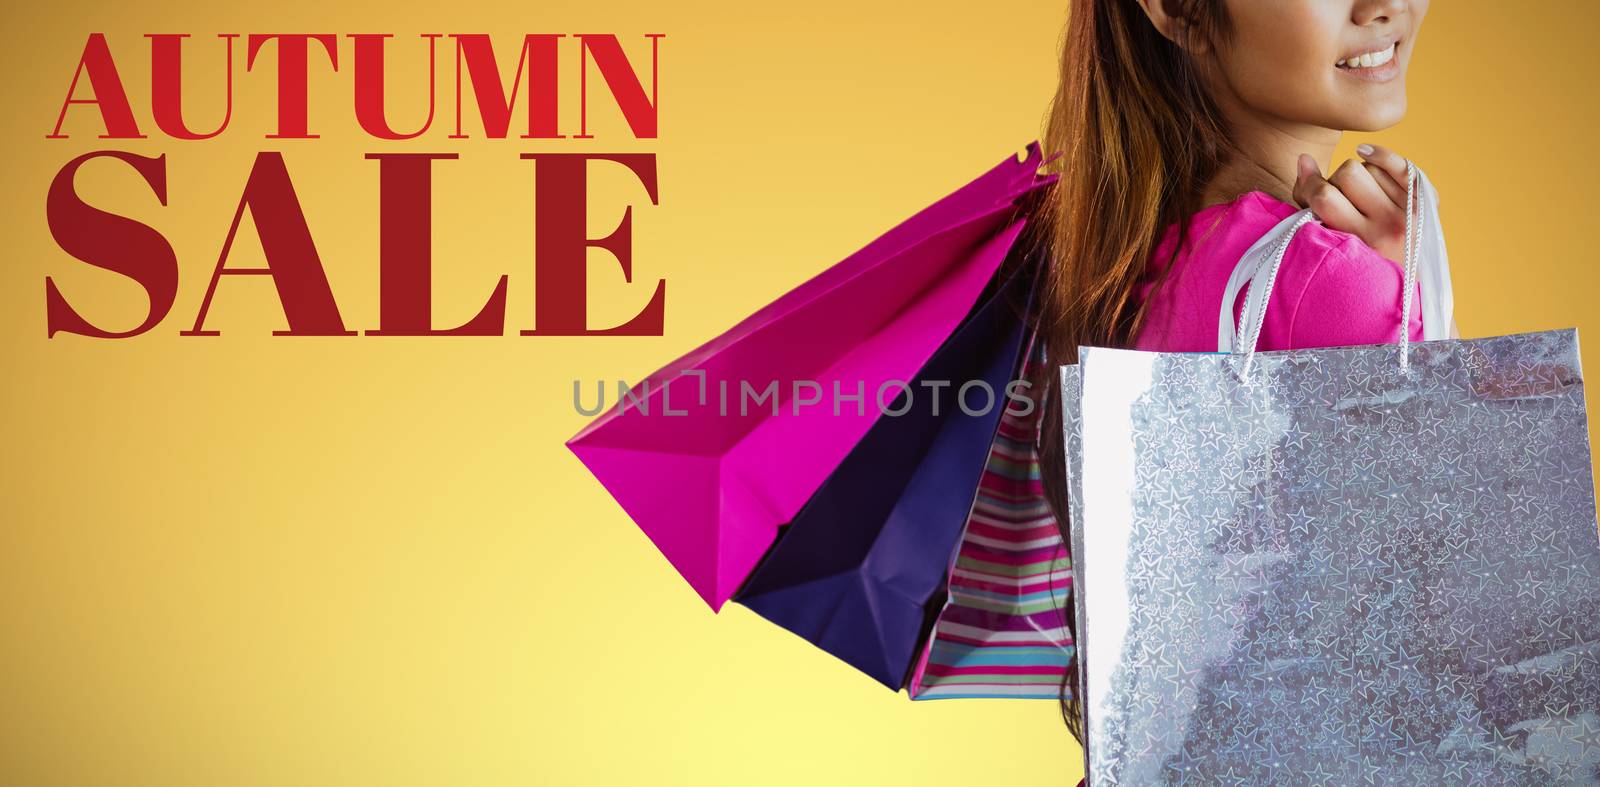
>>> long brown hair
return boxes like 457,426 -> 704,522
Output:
1026,0 -> 1235,742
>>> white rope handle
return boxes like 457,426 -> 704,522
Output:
1232,159 -> 1427,380
1397,160 -> 1420,373
1235,211 -> 1314,379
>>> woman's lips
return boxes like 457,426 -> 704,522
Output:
1336,40 -> 1402,83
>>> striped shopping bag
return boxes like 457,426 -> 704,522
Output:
909,335 -> 1076,699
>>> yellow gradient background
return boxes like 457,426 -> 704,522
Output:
2,2 -> 1597,785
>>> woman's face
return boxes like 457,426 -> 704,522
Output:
1206,0 -> 1429,132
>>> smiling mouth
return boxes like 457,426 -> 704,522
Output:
1337,41 -> 1399,70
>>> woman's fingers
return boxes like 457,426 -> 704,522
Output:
1292,154 -> 1363,229
1294,151 -> 1407,261
1356,142 -> 1411,187
1328,158 -> 1394,220
1362,162 -> 1407,205
1291,154 -> 1322,206
1356,142 -> 1409,205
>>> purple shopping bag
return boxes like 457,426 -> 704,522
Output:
732,255 -> 1037,690
567,143 -> 1057,611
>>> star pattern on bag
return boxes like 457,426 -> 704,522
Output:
1067,330 -> 1600,785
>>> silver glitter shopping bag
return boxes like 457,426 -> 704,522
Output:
1060,166 -> 1600,785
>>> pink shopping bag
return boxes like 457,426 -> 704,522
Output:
568,143 -> 1057,611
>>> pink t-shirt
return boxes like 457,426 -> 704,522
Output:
1131,191 -> 1424,353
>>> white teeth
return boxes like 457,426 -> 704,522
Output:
1338,43 -> 1396,69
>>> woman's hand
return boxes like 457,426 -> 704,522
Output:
1293,145 -> 1464,340
1291,144 -> 1412,264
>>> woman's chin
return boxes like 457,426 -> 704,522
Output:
1333,99 -> 1408,134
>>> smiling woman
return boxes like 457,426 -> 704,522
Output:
1019,0 -> 1444,745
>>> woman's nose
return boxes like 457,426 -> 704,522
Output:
1353,0 -> 1407,26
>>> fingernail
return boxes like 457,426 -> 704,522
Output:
1297,154 -> 1316,176
1357,144 -> 1375,157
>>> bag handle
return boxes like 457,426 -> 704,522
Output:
1219,161 -> 1455,379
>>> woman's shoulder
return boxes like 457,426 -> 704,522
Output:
1231,191 -> 1356,259
1137,190 -> 1419,352
1210,192 -> 1423,350
1220,190 -> 1415,313
1282,223 -> 1423,348
1152,190 -> 1347,274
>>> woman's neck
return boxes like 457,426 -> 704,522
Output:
1199,86 -> 1342,209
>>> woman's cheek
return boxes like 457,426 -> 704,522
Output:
1234,56 -> 1334,125
1222,0 -> 1350,122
